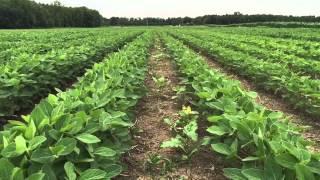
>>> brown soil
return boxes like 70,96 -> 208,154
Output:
199,53 -> 320,151
117,41 -> 226,179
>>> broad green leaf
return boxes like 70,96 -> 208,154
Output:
207,126 -> 228,136
268,112 -> 283,120
241,168 -> 264,180
207,115 -> 223,122
161,136 -> 183,149
308,161 -> 320,175
30,100 -> 53,126
15,135 -> 27,155
64,162 -> 77,180
223,168 -> 246,180
53,138 -> 77,156
295,164 -> 315,180
0,158 -> 14,179
47,94 -> 58,105
264,157 -> 283,180
247,91 -> 258,99
31,149 -> 55,164
26,172 -> 45,180
211,143 -> 232,156
79,169 -> 107,180
1,144 -> 19,158
42,164 -> 57,180
183,120 -> 198,141
105,164 -> 122,178
24,120 -> 36,140
29,136 -> 47,151
76,133 -> 101,144
275,153 -> 298,170
11,167 -> 24,180
94,147 -> 117,157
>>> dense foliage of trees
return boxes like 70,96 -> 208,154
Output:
0,0 -> 103,28
104,13 -> 320,26
1,0 -> 319,29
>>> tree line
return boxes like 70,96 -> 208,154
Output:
0,0 -> 103,28
1,0 -> 319,29
104,13 -> 320,26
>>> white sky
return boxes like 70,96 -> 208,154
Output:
34,0 -> 320,18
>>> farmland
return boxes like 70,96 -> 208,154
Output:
0,27 -> 319,180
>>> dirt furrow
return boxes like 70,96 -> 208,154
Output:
198,52 -> 320,151
117,40 -> 225,179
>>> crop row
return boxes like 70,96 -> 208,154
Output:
162,34 -> 320,180
0,32 -> 154,179
169,31 -> 320,118
212,29 -> 320,62
0,30 -> 143,117
210,27 -> 320,42
180,28 -> 320,63
181,30 -> 320,79
0,30 -> 90,56
0,29 -> 134,64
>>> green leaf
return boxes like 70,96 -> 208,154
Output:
295,164 -> 315,180
11,167 -> 24,180
64,162 -> 77,180
15,135 -> 27,155
207,115 -> 223,122
26,172 -> 45,180
1,144 -> 19,158
42,164 -> 57,180
76,133 -> 101,144
94,147 -> 117,157
0,158 -> 14,180
211,143 -> 232,156
242,156 -> 260,162
268,112 -> 283,120
31,149 -> 55,164
30,100 -> 53,126
161,136 -> 184,149
247,91 -> 258,99
308,161 -> 320,175
79,169 -> 107,180
207,126 -> 228,136
105,164 -> 122,178
29,136 -> 47,151
275,153 -> 298,170
183,120 -> 198,141
53,138 -> 77,156
223,168 -> 246,180
242,168 -> 264,180
264,157 -> 283,180
24,120 -> 37,140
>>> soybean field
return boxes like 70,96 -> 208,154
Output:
0,27 -> 319,180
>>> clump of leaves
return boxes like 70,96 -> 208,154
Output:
144,153 -> 173,175
152,75 -> 167,89
161,106 -> 201,160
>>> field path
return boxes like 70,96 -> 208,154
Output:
117,39 -> 225,179
197,52 -> 320,151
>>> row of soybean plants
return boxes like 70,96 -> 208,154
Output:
183,29 -> 320,79
0,29 -> 143,117
211,27 -> 320,43
208,28 -> 320,62
0,29 -> 123,64
169,31 -> 320,118
0,32 -> 154,179
161,34 -> 320,180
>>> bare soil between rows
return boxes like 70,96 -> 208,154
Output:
117,40 -> 226,179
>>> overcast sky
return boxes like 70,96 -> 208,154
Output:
34,0 -> 320,18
